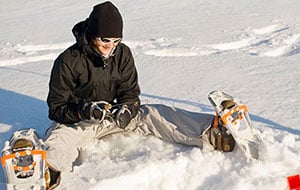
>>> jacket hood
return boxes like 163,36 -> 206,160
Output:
72,19 -> 89,48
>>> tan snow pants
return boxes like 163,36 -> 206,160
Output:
45,104 -> 214,172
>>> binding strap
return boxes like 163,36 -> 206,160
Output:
213,112 -> 219,129
1,150 -> 46,171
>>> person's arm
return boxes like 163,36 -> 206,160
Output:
115,47 -> 140,118
47,53 -> 81,124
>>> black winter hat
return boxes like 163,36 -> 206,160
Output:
87,1 -> 123,38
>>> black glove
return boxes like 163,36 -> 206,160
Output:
80,101 -> 110,121
114,105 -> 132,129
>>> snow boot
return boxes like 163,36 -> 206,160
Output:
45,165 -> 61,190
207,114 -> 236,152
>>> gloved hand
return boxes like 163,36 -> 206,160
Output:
114,105 -> 132,129
80,101 -> 111,121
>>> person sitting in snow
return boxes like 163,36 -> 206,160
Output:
45,1 -> 235,188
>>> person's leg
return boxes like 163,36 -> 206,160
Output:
44,121 -> 97,172
94,119 -> 127,139
127,104 -> 215,149
44,120 -> 129,189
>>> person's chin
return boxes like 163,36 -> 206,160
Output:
100,50 -> 110,55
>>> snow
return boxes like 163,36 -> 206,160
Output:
0,0 -> 300,189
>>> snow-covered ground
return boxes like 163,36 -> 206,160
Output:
1,0 -> 300,189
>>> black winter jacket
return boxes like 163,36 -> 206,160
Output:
47,20 -> 140,124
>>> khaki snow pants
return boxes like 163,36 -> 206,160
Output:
45,104 -> 214,172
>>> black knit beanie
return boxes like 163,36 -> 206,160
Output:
87,1 -> 123,38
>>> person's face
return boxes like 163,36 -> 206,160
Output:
91,37 -> 121,57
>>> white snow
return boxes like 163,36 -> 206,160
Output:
0,0 -> 300,189
253,24 -> 280,35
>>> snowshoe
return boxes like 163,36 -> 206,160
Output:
1,128 -> 47,190
208,90 -> 263,160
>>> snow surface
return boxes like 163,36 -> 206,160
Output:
0,0 -> 300,189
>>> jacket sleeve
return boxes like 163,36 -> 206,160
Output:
47,53 -> 81,124
116,47 -> 141,117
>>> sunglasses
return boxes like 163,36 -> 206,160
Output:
97,37 -> 122,44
